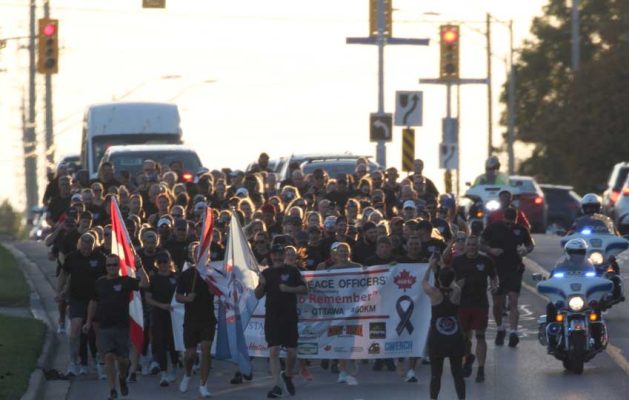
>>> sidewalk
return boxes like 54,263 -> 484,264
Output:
4,241 -> 71,400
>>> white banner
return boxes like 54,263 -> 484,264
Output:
245,263 -> 431,359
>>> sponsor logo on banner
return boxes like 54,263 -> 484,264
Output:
385,341 -> 413,353
328,325 -> 364,337
351,347 -> 364,353
334,347 -> 349,353
297,343 -> 319,356
301,326 -> 325,340
393,270 -> 417,292
369,322 -> 387,339
323,345 -> 332,352
368,342 -> 381,354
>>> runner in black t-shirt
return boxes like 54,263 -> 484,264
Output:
451,236 -> 497,383
351,222 -> 378,265
417,220 -> 447,260
145,250 -> 179,387
83,254 -> 149,400
175,259 -> 216,397
481,207 -> 534,348
57,233 -> 105,376
255,244 -> 307,398
364,236 -> 395,267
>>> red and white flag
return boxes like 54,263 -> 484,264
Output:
110,197 -> 144,353
195,206 -> 226,297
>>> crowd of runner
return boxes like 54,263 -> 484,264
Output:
43,153 -> 534,400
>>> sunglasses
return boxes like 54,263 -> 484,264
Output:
106,263 -> 118,267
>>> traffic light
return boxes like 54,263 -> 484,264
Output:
37,18 -> 58,74
369,0 -> 392,38
439,25 -> 459,81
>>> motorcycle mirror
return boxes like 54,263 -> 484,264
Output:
465,181 -> 471,187
556,229 -> 566,237
531,273 -> 544,282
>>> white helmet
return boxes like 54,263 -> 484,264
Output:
485,155 -> 500,169
564,238 -> 588,254
581,193 -> 601,214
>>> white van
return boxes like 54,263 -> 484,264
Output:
80,102 -> 182,178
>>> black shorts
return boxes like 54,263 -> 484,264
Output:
68,298 -> 88,320
183,321 -> 216,349
98,326 -> 130,358
496,270 -> 523,295
265,318 -> 298,349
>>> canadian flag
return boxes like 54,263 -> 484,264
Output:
110,197 -> 144,353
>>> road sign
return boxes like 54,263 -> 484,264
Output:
395,91 -> 423,127
370,113 -> 393,142
401,128 -> 415,171
442,117 -> 458,143
439,143 -> 458,169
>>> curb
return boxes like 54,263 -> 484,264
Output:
2,242 -> 59,400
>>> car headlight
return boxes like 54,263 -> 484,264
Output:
568,296 -> 585,312
486,200 -> 500,211
588,251 -> 604,265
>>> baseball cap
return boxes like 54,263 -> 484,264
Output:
403,200 -> 417,209
235,187 -> 249,197
195,201 -> 206,211
330,241 -> 342,251
71,193 -> 82,203
157,218 -> 172,228
324,216 -> 337,230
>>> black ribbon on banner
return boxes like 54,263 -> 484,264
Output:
396,295 -> 415,336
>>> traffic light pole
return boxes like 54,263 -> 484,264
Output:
44,0 -> 54,169
23,0 -> 38,216
486,13 -> 493,159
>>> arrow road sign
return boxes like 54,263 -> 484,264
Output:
439,143 -> 458,170
395,91 -> 423,127
370,113 -> 393,142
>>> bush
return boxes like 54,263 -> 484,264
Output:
0,199 -> 23,237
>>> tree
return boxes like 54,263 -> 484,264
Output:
502,0 -> 629,193
0,200 -> 23,237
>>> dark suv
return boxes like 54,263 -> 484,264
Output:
539,184 -> 582,231
278,154 -> 380,181
602,162 -> 629,218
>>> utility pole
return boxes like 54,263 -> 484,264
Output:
486,13 -> 493,158
571,0 -> 580,70
507,20 -> 516,175
44,0 -> 54,168
23,0 -> 39,216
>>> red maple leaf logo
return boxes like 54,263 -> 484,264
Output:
393,270 -> 416,292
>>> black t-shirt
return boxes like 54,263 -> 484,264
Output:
352,239 -> 376,265
481,221 -> 532,271
419,238 -> 447,260
62,250 -> 107,300
451,254 -> 496,308
305,243 -> 325,270
53,229 -> 81,261
148,272 -> 178,305
93,276 -> 140,328
261,265 -> 305,322
48,195 -> 71,223
176,268 -> 216,325
365,254 -> 394,266
137,247 -> 162,274
164,238 -> 191,272
396,254 -> 430,263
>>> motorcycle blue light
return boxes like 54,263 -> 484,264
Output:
581,229 -> 592,235
585,271 -> 596,277
554,272 -> 565,278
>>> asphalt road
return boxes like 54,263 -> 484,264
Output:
15,235 -> 629,400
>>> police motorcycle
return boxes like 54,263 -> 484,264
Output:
535,240 -> 613,374
561,217 -> 629,308
460,184 -> 518,232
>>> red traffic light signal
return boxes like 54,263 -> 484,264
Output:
442,28 -> 458,44
42,23 -> 57,37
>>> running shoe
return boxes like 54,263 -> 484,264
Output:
281,371 -> 296,396
267,385 -> 284,398
495,330 -> 506,346
508,333 -> 520,348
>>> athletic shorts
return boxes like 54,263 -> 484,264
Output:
183,321 -> 216,349
68,298 -> 88,320
265,319 -> 298,349
496,270 -> 523,295
98,327 -> 130,358
458,307 -> 489,332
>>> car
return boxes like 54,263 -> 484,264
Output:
98,144 -> 203,182
58,154 -> 82,175
245,157 -> 286,175
509,175 -> 548,233
613,176 -> 629,235
602,162 -> 629,218
277,153 -> 380,182
539,184 -> 582,232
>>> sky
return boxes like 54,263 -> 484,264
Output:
0,0 -> 548,210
